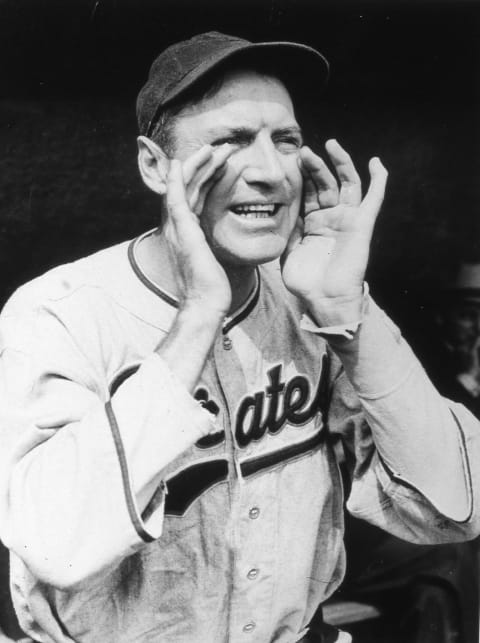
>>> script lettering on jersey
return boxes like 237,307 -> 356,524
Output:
194,387 -> 225,449
192,355 -> 330,451
167,355 -> 330,515
235,356 -> 329,448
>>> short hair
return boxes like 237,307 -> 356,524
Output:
150,72 -> 226,156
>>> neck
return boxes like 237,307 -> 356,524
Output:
135,229 -> 258,316
224,263 -> 258,315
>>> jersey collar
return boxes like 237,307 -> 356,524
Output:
128,230 -> 261,332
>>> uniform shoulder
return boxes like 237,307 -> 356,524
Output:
2,240 -> 132,317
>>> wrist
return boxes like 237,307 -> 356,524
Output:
156,305 -> 222,393
304,288 -> 365,327
177,302 -> 225,333
181,287 -> 231,320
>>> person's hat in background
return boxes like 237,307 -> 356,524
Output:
444,262 -> 480,303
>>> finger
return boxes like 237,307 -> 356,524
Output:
280,216 -> 304,270
300,146 -> 339,208
166,160 -> 193,229
189,144 -> 233,214
325,139 -> 362,206
186,143 -> 232,190
182,145 -> 214,186
302,175 -> 321,215
360,157 -> 388,224
192,165 -> 227,215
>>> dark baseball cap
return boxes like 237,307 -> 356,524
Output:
136,31 -> 330,138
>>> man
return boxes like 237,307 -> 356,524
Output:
0,32 -> 479,643
432,260 -> 480,416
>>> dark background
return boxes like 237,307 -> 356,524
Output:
0,0 -> 479,344
0,2 -> 479,639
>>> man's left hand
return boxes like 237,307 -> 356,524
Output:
281,139 -> 387,326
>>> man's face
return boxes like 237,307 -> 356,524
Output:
442,298 -> 480,352
169,69 -> 304,267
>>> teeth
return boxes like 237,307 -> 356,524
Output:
236,204 -> 275,212
232,204 -> 277,217
239,212 -> 271,219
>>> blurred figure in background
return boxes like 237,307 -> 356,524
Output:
432,261 -> 480,417
325,260 -> 480,643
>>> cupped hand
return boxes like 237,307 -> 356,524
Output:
164,144 -> 234,318
281,139 -> 387,321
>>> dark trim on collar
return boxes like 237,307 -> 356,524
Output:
223,273 -> 261,336
128,236 -> 179,308
128,232 -> 261,331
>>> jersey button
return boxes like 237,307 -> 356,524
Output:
249,506 -> 260,519
247,568 -> 259,580
243,621 -> 256,633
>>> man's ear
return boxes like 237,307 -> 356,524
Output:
137,136 -> 169,195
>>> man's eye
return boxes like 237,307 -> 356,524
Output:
212,136 -> 243,147
276,137 -> 302,151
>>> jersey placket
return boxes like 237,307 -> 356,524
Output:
231,473 -> 279,642
213,328 -> 278,642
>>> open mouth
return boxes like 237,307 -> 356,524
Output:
230,203 -> 281,219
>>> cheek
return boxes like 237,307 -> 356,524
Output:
197,178 -> 233,237
286,158 -> 303,201
286,164 -> 303,217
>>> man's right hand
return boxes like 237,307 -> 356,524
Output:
164,144 -> 233,320
155,144 -> 235,395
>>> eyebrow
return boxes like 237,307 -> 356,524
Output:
275,126 -> 304,141
207,125 -> 303,141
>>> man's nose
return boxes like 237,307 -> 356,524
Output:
241,137 -> 286,188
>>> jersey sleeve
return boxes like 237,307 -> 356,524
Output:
0,298 -> 215,591
326,299 -> 480,544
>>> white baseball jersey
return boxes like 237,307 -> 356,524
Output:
0,231 -> 479,643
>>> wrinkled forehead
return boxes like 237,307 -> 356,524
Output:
177,68 -> 297,119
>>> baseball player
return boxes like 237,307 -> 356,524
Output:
0,32 -> 479,643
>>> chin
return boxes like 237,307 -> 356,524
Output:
213,236 -> 287,268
